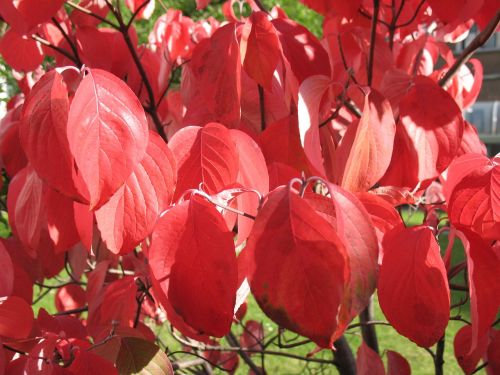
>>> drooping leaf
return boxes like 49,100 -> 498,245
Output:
116,337 -> 173,375
229,129 -> 269,245
356,342 -> 385,375
0,29 -> 42,72
381,76 -> 464,188
149,196 -> 238,337
297,75 -> 331,175
334,90 -> 396,192
306,184 -> 379,339
387,350 -> 411,375
45,187 -> 80,252
7,166 -> 45,251
0,0 -> 65,34
67,348 -> 119,375
487,330 -> 500,375
453,325 -> 489,375
169,123 -> 239,200
378,225 -> 450,347
67,68 -> 149,209
20,70 -> 85,200
0,241 -> 13,297
459,231 -> 500,353
240,11 -> 281,89
184,23 -> 241,127
0,296 -> 34,339
246,186 -> 349,348
95,131 -> 177,254
448,157 -> 500,240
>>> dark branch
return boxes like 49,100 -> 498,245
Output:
367,0 -> 381,87
439,11 -> 500,88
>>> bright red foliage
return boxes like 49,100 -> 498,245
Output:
0,0 -> 498,373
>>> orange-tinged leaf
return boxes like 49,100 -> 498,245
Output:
334,90 -> 395,192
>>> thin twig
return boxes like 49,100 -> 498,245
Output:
258,84 -> 266,131
107,3 -> 168,141
226,332 -> 263,375
51,17 -> 82,66
439,11 -> 500,88
54,306 -> 88,316
367,0 -> 381,87
31,34 -> 80,65
66,1 -> 119,28
126,0 -> 150,29
395,0 -> 426,28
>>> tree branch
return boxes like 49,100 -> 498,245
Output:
439,11 -> 500,88
367,0 -> 381,87
51,17 -> 82,66
258,84 -> 266,131
226,332 -> 263,375
108,4 -> 168,141
434,336 -> 445,375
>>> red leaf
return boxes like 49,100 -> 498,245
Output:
0,29 -> 42,72
427,0 -> 483,24
453,325 -> 489,375
334,90 -> 396,192
55,284 -> 86,314
0,241 -> 14,297
229,129 -> 269,245
459,231 -> 500,353
387,350 -> 411,375
246,186 -> 349,348
169,124 -> 239,200
324,184 -> 379,339
184,23 -> 241,128
240,11 -> 280,89
20,70 -> 84,200
67,68 -> 149,209
0,108 -> 27,177
0,296 -> 34,339
272,18 -> 331,83
0,0 -> 65,34
88,276 -> 137,338
67,348 -> 118,375
7,166 -> 45,251
240,320 -> 264,352
356,342 -> 385,375
297,75 -> 331,175
448,158 -> 500,240
381,76 -> 464,188
259,116 -> 311,174
95,131 -> 177,254
442,153 -> 491,203
378,225 -> 450,347
487,330 -> 500,375
76,26 -> 137,79
45,188 -> 80,252
125,0 -> 155,19
149,196 -> 238,337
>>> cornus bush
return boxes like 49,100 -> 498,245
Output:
0,0 -> 499,374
